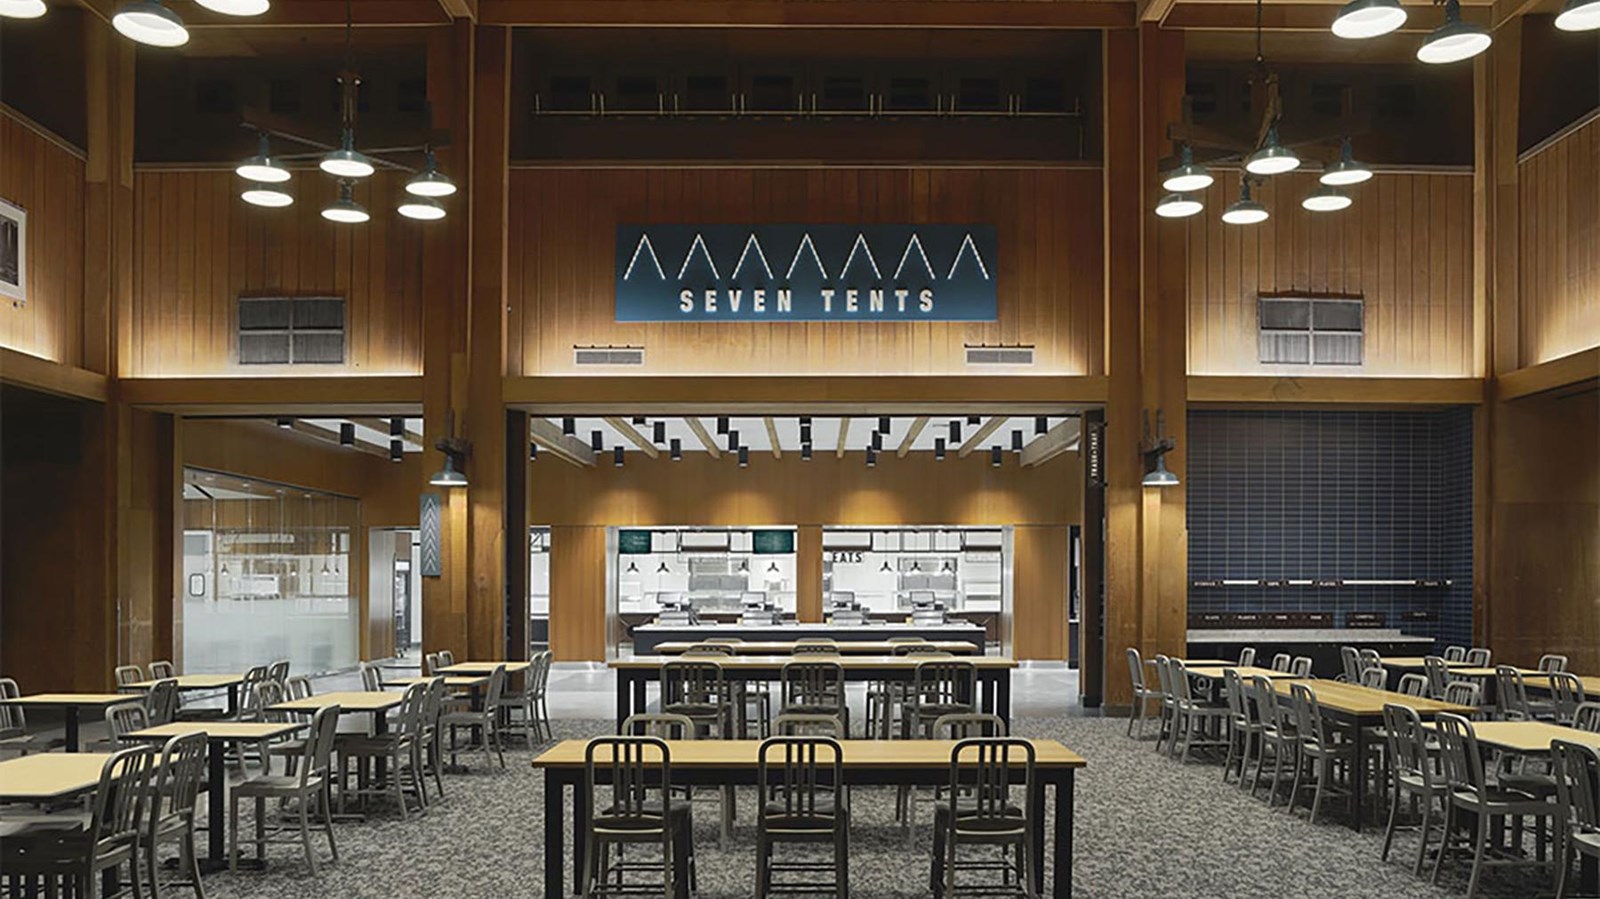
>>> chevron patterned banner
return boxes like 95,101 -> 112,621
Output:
615,224 -> 997,322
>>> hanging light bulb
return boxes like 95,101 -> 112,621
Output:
1302,186 -> 1353,212
397,197 -> 446,221
405,148 -> 457,197
1417,0 -> 1491,64
0,0 -> 48,19
1555,0 -> 1600,30
1331,0 -> 1407,38
1245,127 -> 1300,176
1155,193 -> 1204,219
112,0 -> 189,47
236,134 -> 291,184
1222,180 -> 1270,225
1320,137 -> 1373,187
320,129 -> 375,179
195,0 -> 269,15
1162,145 -> 1214,193
241,183 -> 293,208
321,180 -> 369,224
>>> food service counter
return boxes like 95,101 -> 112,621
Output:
630,622 -> 988,654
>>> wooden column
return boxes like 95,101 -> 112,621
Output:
506,409 -> 530,657
796,524 -> 824,622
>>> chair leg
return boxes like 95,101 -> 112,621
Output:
298,794 -> 318,876
1431,802 -> 1455,885
1553,829 -> 1571,899
1466,809 -> 1492,899
1381,783 -> 1403,862
186,819 -> 207,899
228,795 -> 241,873
1309,756 -> 1329,825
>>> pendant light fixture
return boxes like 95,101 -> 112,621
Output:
1222,180 -> 1270,225
112,0 -> 189,47
1141,410 -> 1181,487
990,447 -> 1003,468
321,129 -> 375,179
1162,145 -> 1214,193
528,441 -> 538,462
1331,0 -> 1407,38
934,438 -> 947,461
670,439 -> 683,461
866,447 -> 876,468
241,183 -> 293,208
1245,127 -> 1300,176
1555,0 -> 1600,30
1417,0 -> 1491,64
397,196 -> 446,221
1302,186 -> 1353,212
1155,193 -> 1204,219
194,0 -> 269,14
321,180 -> 369,224
1320,137 -> 1373,186
739,446 -> 750,468
614,446 -> 625,468
406,148 -> 458,197
0,0 -> 48,18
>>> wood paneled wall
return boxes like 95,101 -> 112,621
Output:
1518,115 -> 1600,367
124,171 -> 425,377
548,524 -> 609,662
0,109 -> 86,367
1186,171 -> 1476,377
506,167 -> 1104,376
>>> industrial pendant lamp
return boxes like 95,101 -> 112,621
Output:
1142,454 -> 1181,487
1331,0 -> 1407,38
1555,0 -> 1600,30
1302,186 -> 1352,212
320,129 -> 375,179
236,134 -> 291,183
0,0 -> 47,18
1417,0 -> 1491,64
1221,180 -> 1270,225
397,197 -> 446,221
321,181 -> 369,223
112,0 -> 189,46
1320,137 -> 1373,186
194,0 -> 269,13
406,149 -> 457,197
241,183 -> 293,208
1141,410 -> 1181,487
1162,145 -> 1214,193
1245,127 -> 1300,176
1155,193 -> 1204,219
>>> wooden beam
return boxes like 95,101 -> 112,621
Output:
287,420 -> 390,459
505,375 -> 1107,410
835,417 -> 851,459
604,416 -> 660,459
479,0 -> 1134,28
350,417 -> 425,446
1187,376 -> 1487,406
763,416 -> 783,460
895,416 -> 930,458
1138,0 -> 1178,23
957,417 -> 1006,458
1492,0 -> 1559,28
118,376 -> 423,414
0,348 -> 109,403
179,0 -> 449,27
529,417 -> 597,467
1163,2 -> 1492,30
1021,419 -> 1082,467
437,0 -> 479,20
683,417 -> 722,459
1496,349 -> 1600,401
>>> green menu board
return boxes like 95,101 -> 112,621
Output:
618,530 -> 653,554
752,529 -> 795,554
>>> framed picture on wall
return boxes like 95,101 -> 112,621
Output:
0,197 -> 25,306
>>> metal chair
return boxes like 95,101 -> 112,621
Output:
337,681 -> 427,818
773,713 -> 846,737
1270,653 -> 1292,673
1542,672 -> 1586,724
441,663 -> 508,768
931,738 -> 1038,899
1494,665 -> 1537,720
1339,646 -> 1362,682
905,659 -> 978,738
792,643 -> 842,656
1444,645 -> 1467,663
417,676 -> 449,803
1358,648 -> 1383,672
1573,701 -> 1600,733
1553,739 -> 1600,899
1464,647 -> 1492,667
1540,654 -> 1570,673
437,649 -> 456,668
104,700 -> 151,750
143,731 -> 207,897
1250,675 -> 1297,806
148,660 -> 176,680
0,746 -> 155,897
145,677 -> 180,725
581,736 -> 689,899
1221,669 -> 1260,786
266,659 -> 290,685
1396,673 -> 1429,697
1169,658 -> 1228,764
230,704 -> 341,875
285,675 -> 314,700
114,664 -> 146,692
1152,654 -> 1178,754
1290,656 -> 1314,677
661,659 -> 733,740
424,651 -> 442,675
779,659 -> 849,736
1379,703 -> 1449,875
1423,656 -> 1452,699
1430,712 -> 1557,899
0,676 -> 44,756
1444,680 -> 1483,716
528,650 -> 555,743
1359,667 -> 1387,689
622,713 -> 694,739
1288,682 -> 1354,824
933,713 -> 1007,739
757,737 -> 848,899
1125,647 -> 1161,739
1237,647 -> 1257,668
358,661 -> 383,692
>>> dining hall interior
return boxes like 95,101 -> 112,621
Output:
0,0 -> 1596,896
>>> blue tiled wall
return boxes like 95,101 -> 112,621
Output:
1187,409 -> 1474,649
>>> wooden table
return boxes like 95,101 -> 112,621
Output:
1438,721 -> 1600,754
611,656 -> 1019,729
0,694 -> 132,752
1380,658 -> 1472,670
384,675 -> 488,690
125,673 -> 246,716
1270,679 -> 1477,832
651,640 -> 981,656
270,691 -> 404,786
533,738 -> 1085,899
436,661 -> 531,676
123,720 -> 304,870
0,752 -> 114,801
1524,674 -> 1600,695
1185,665 -> 1299,681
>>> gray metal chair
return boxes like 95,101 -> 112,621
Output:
1553,739 -> 1600,899
930,738 -> 1038,899
1339,646 -> 1362,682
1169,658 -> 1228,764
1221,668 -> 1260,786
1464,647 -> 1492,667
417,676 -> 449,803
337,681 -> 427,818
1270,653 -> 1292,673
1444,645 -> 1468,663
773,713 -> 846,737
581,736 -> 688,899
1424,656 -> 1453,699
144,731 -> 207,897
1396,673 -> 1430,697
148,660 -> 176,680
145,677 -> 180,725
114,664 -> 146,692
622,713 -> 694,739
779,659 -> 849,736
437,649 -> 456,668
1359,666 -> 1387,689
1379,703 -> 1448,875
1494,665 -> 1537,721
0,676 -> 44,756
1125,647 -> 1161,739
906,659 -> 978,738
441,663 -> 508,769
1540,653 -> 1570,673
1237,647 -> 1257,668
661,659 -> 734,740
1250,675 -> 1297,807
1430,712 -> 1556,899
1573,701 -> 1600,733
1288,682 -> 1354,824
1542,672 -> 1586,724
529,650 -> 555,743
230,704 -> 341,875
1152,654 -> 1178,754
104,700 -> 151,750
757,737 -> 848,899
0,746 -> 155,897
792,643 -> 841,656
1444,680 -> 1483,716
358,661 -> 383,692
266,659 -> 290,685
1290,656 -> 1314,677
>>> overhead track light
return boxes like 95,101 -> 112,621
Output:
0,0 -> 48,18
967,416 -> 980,426
405,148 -> 457,197
871,432 -> 883,452
529,441 -> 538,461
728,430 -> 740,452
950,421 -> 963,444
1320,137 -> 1373,187
1162,145 -> 1214,193
1222,180 -> 1270,226
112,0 -> 189,47
276,418 -> 292,429
878,416 -> 891,434
339,423 -> 355,447
990,447 -> 1003,468
389,418 -> 404,437
801,443 -> 812,462
1011,430 -> 1024,453
1245,127 -> 1300,176
717,417 -> 730,435
739,447 -> 750,468
1035,417 -> 1049,435
866,448 -> 877,468
1331,0 -> 1407,38
390,440 -> 404,463
236,134 -> 291,184
614,446 -> 625,468
321,181 -> 369,224
1155,193 -> 1203,219
935,438 -> 947,461
1556,0 -> 1600,30
1302,186 -> 1353,212
241,183 -> 293,208
670,439 -> 682,461
1417,0 -> 1491,64
590,431 -> 603,454
562,417 -> 575,436
651,421 -> 666,444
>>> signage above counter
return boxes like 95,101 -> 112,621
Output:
615,224 -> 998,322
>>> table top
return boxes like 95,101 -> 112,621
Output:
612,655 -> 1018,671
123,721 -> 303,742
1185,665 -> 1298,681
436,661 -> 532,675
1380,658 -> 1472,669
1450,667 -> 1542,678
125,674 -> 244,690
1525,674 -> 1600,694
269,691 -> 403,713
1271,679 -> 1478,717
0,753 -> 115,801
1,693 -> 132,708
385,676 -> 488,689
1432,721 -> 1600,754
652,640 -> 981,656
532,738 -> 1085,770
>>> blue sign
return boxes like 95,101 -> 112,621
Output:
615,224 -> 997,322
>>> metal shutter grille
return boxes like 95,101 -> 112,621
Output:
965,347 -> 1035,366
238,296 -> 346,365
292,332 -> 346,364
239,333 -> 291,364
238,298 -> 291,330
1259,332 -> 1311,365
1313,332 -> 1363,365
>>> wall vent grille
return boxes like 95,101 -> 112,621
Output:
574,346 -> 645,366
965,345 -> 1035,366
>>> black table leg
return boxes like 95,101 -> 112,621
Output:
207,741 -> 226,865
1054,772 -> 1074,899
227,684 -> 239,717
616,672 -> 632,730
64,708 -> 80,752
1351,717 -> 1366,833
634,676 -> 647,720
1582,852 -> 1598,894
544,770 -> 566,899
574,777 -> 591,895
997,672 -> 1012,727
374,710 -> 389,781
1029,775 -> 1046,892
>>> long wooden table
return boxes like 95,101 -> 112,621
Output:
1379,658 -> 1472,670
651,640 -> 981,656
0,694 -> 131,752
1270,679 -> 1477,832
436,661 -> 531,676
125,673 -> 247,717
532,738 -> 1084,899
610,655 -> 1018,729
1185,665 -> 1299,681
0,752 -> 114,801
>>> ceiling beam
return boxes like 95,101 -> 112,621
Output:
529,418 -> 597,468
288,420 -> 390,460
763,417 -> 783,460
683,417 -> 722,459
350,417 -> 425,446
174,0 -> 450,27
604,417 -> 661,459
1492,0 -> 1560,27
895,416 -> 930,458
957,417 -> 1006,458
835,417 -> 851,458
479,0 -> 1133,28
1021,419 -> 1083,468
437,0 -> 479,20
1139,0 -> 1179,23
1162,2 -> 1493,31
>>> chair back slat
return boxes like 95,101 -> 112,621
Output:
1443,680 -> 1482,712
1549,672 -> 1587,722
94,746 -> 156,845
760,736 -> 842,823
622,713 -> 695,739
151,731 -> 207,829
933,713 -> 1007,739
1381,703 -> 1436,790
1396,673 -> 1429,697
1290,656 -> 1314,677
1237,647 -> 1257,668
1433,712 -> 1488,794
1290,683 -> 1329,746
106,700 -> 150,748
1423,656 -> 1450,699
1359,667 -> 1387,690
1126,648 -> 1146,693
1443,645 -> 1467,663
1540,653 -> 1570,673
781,660 -> 846,710
586,736 -> 670,826
1573,701 -> 1600,733
1554,739 -> 1600,833
1270,653 -> 1292,673
1495,665 -> 1533,720
947,738 -> 1035,828
1339,647 -> 1362,682
144,678 -> 179,725
1464,647 -> 1491,667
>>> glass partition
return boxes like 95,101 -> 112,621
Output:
182,469 -> 360,674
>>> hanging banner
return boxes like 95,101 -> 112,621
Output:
615,224 -> 997,322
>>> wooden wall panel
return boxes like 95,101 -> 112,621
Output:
1012,525 -> 1069,662
548,524 -> 609,661
1185,171 -> 1476,377
0,110 -> 86,367
1518,115 -> 1600,367
506,167 -> 1104,377
124,171 -> 425,377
